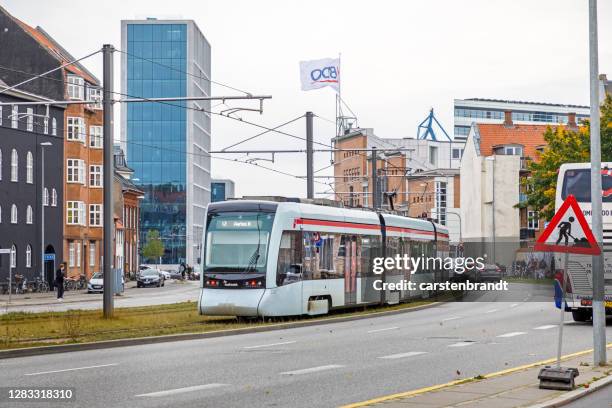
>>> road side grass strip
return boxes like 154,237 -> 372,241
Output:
0,299 -> 435,351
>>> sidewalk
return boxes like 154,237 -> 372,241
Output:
346,347 -> 612,408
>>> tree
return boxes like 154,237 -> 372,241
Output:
522,95 -> 612,220
142,229 -> 165,264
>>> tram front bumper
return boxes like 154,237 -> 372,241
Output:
199,288 -> 265,317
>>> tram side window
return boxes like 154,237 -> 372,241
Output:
360,235 -> 381,276
277,231 -> 303,286
386,237 -> 400,275
302,231 -> 345,280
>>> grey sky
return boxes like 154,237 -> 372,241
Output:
4,0 -> 611,198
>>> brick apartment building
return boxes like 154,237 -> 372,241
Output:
7,17 -> 105,279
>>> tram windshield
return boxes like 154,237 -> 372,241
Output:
204,212 -> 275,273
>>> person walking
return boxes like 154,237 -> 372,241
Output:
55,262 -> 66,301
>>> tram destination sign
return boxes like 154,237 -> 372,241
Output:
216,218 -> 262,230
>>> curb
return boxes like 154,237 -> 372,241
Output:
527,375 -> 612,408
0,301 -> 440,359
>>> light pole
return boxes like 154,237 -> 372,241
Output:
40,142 -> 52,281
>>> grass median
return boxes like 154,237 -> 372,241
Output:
0,299 -> 434,351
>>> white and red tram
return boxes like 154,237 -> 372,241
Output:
199,198 -> 449,317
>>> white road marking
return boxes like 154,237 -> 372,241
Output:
533,325 -> 557,330
24,363 -> 118,376
378,351 -> 428,360
497,332 -> 527,338
136,383 -> 228,397
510,303 -> 519,308
243,341 -> 296,349
280,365 -> 344,375
367,327 -> 399,334
441,316 -> 461,322
448,341 -> 475,348
485,309 -> 498,313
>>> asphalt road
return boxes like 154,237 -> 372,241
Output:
564,384 -> 612,408
1,299 -> 610,408
0,280 -> 200,314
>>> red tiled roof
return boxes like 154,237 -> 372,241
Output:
11,15 -> 98,85
476,123 -> 555,159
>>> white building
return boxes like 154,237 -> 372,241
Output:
211,178 -> 235,202
453,98 -> 589,142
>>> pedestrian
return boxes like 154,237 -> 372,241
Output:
55,262 -> 66,301
179,262 -> 186,280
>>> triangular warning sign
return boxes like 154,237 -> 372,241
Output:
534,194 -> 601,255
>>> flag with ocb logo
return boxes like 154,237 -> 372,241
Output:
299,58 -> 340,92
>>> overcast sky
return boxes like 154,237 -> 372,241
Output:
4,0 -> 611,198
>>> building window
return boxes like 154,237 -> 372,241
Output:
11,105 -> 18,129
69,242 -> 75,267
26,205 -> 33,224
26,245 -> 32,268
67,75 -> 85,100
89,165 -> 103,187
52,118 -> 57,135
88,87 -> 102,109
89,126 -> 103,148
26,108 -> 34,131
435,181 -> 448,225
89,242 -> 96,267
67,117 -> 86,142
429,146 -> 438,167
89,204 -> 102,227
0,105 -> 2,126
0,149 -> 2,180
11,149 -> 18,182
10,245 -> 16,268
497,145 -> 524,156
67,201 -> 86,225
43,188 -> 49,206
452,148 -> 463,159
67,159 -> 85,183
44,117 -> 49,134
528,210 -> 539,230
26,151 -> 33,183
0,205 -> 2,223
11,204 -> 17,224
76,243 -> 81,267
51,188 -> 57,207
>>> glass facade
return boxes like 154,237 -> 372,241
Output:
126,23 -> 188,263
211,182 -> 226,202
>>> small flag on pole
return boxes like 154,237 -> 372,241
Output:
300,58 -> 340,92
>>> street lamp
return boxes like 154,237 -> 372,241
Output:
40,142 -> 52,281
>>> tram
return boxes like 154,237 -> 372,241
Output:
199,198 -> 449,317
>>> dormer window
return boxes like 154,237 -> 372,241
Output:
494,144 -> 524,156
67,75 -> 85,100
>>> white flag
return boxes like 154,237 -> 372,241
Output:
300,58 -> 340,92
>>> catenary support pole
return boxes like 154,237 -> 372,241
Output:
588,0 -> 606,366
103,44 -> 115,318
371,147 -> 378,209
306,111 -> 314,199
41,144 -> 45,282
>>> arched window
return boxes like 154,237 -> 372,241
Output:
10,245 -> 16,268
10,149 -> 18,182
0,205 -> 2,223
43,188 -> 49,206
11,204 -> 17,224
26,205 -> 33,224
26,151 -> 33,184
26,245 -> 32,268
0,148 -> 2,180
52,188 -> 57,207
52,118 -> 57,136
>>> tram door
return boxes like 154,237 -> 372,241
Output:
344,236 -> 357,305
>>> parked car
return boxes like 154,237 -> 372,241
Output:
159,270 -> 171,280
87,272 -> 125,293
478,264 -> 503,282
137,269 -> 165,288
166,270 -> 183,280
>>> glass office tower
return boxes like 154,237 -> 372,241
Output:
121,19 -> 211,265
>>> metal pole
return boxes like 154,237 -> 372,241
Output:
41,146 -> 45,281
557,251 -> 569,368
588,0 -> 606,366
103,44 -> 115,318
8,263 -> 12,305
371,147 -> 378,209
306,111 -> 314,199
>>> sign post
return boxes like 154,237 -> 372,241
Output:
535,194 -> 601,390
